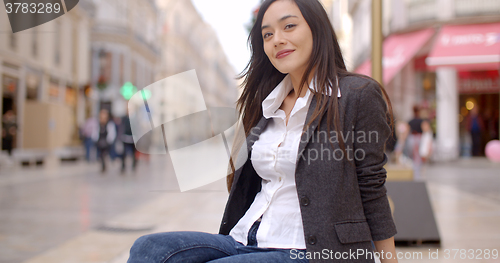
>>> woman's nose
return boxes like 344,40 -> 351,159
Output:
273,31 -> 286,47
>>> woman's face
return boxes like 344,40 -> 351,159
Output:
261,0 -> 313,78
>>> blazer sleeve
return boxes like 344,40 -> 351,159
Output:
353,81 -> 397,241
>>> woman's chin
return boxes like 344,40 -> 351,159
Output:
272,66 -> 290,75
277,69 -> 289,74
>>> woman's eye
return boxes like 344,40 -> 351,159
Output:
263,32 -> 272,39
285,24 -> 296,29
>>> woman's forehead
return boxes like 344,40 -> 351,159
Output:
262,0 -> 302,26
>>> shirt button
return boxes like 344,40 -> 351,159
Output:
300,196 -> 310,206
308,235 -> 317,245
279,177 -> 282,182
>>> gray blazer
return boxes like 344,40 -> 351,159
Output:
219,76 -> 397,262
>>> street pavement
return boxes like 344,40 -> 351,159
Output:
0,154 -> 229,263
0,156 -> 499,263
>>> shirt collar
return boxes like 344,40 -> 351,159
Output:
262,74 -> 341,118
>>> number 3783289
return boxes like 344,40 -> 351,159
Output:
5,2 -> 62,14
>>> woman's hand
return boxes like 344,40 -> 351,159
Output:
374,237 -> 398,263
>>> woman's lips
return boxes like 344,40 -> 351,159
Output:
276,50 -> 294,59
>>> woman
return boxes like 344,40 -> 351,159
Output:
128,0 -> 397,262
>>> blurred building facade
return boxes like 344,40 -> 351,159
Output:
0,1 -> 94,155
153,0 -> 238,146
157,0 -> 237,108
1,0 -> 239,160
327,0 -> 353,70
89,0 -> 162,119
350,0 -> 500,160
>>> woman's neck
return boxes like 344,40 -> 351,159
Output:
289,70 -> 314,99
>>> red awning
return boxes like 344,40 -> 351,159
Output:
354,28 -> 434,85
426,22 -> 500,71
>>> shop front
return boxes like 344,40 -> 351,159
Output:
2,74 -> 19,154
426,22 -> 500,159
458,70 -> 499,156
355,28 -> 436,122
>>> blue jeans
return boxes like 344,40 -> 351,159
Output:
127,231 -> 309,263
84,137 -> 94,162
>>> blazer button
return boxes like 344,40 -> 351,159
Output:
223,221 -> 227,225
300,196 -> 310,206
308,235 -> 317,245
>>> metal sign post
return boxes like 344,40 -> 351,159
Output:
371,0 -> 383,84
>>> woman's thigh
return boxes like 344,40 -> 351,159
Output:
127,231 -> 238,263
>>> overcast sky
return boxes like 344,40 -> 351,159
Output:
191,0 -> 261,75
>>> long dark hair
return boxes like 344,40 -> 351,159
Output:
227,0 -> 393,191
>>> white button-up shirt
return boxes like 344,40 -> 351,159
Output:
229,75 -> 341,249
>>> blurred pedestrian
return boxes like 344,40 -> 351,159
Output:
118,109 -> 137,173
107,115 -> 120,161
81,116 -> 98,162
1,110 -> 17,156
466,106 -> 485,156
408,105 -> 424,134
128,0 -> 397,262
408,105 -> 424,180
92,109 -> 116,172
394,121 -> 410,165
419,120 -> 433,163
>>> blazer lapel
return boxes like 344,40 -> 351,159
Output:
231,116 -> 269,185
296,95 -> 321,164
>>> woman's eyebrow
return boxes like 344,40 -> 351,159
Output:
261,15 -> 298,31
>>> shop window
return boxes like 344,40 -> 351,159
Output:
119,53 -> 125,85
48,78 -> 60,101
407,0 -> 436,24
26,73 -> 40,100
65,86 -> 76,106
455,0 -> 500,17
2,75 -> 18,117
97,50 -> 112,90
459,93 -> 500,156
2,75 -> 18,97
131,60 -> 137,87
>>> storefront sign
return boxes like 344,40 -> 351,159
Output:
458,70 -> 500,94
